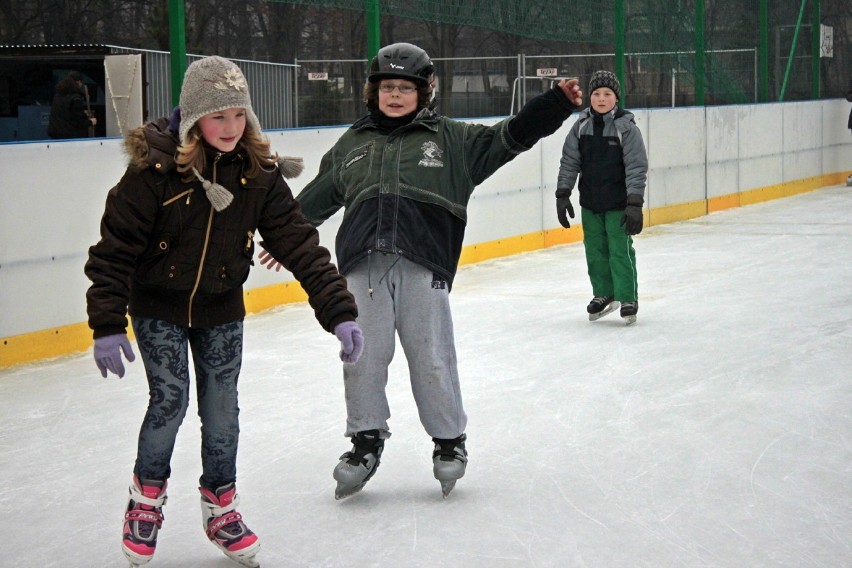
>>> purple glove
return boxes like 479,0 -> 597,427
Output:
93,334 -> 136,378
333,321 -> 364,364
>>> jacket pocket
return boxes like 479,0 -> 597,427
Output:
136,234 -> 190,288
339,142 -> 374,197
208,232 -> 254,293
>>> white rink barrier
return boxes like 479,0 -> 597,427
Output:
1,98 -> 849,365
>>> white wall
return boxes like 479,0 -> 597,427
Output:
1,99 -> 849,338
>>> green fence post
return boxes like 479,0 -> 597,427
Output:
168,0 -> 187,108
366,0 -> 381,60
615,0 -> 625,106
779,0 -> 808,102
695,0 -> 705,105
759,0 -> 769,102
812,0 -> 820,98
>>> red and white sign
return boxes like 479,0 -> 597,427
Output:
307,72 -> 329,80
536,68 -> 558,77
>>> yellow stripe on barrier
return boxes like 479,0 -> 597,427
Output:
0,172 -> 845,369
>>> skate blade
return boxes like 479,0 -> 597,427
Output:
440,480 -> 456,498
623,315 -> 637,325
123,548 -> 152,568
588,302 -> 619,321
224,549 -> 260,567
335,481 -> 366,500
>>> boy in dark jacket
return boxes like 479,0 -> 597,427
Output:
556,70 -> 648,325
262,42 -> 583,499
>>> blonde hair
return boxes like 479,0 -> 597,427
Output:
175,121 -> 278,181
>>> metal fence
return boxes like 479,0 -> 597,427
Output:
107,46 -> 298,129
104,46 -> 768,129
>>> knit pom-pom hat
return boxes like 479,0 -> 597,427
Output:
588,70 -> 621,101
178,56 -> 262,146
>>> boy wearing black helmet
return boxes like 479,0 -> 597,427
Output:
262,42 -> 583,498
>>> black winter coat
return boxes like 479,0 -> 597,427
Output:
85,118 -> 357,338
48,91 -> 90,139
846,79 -> 852,130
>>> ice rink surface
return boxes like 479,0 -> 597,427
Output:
1,185 -> 850,568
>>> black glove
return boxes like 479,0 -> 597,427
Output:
620,194 -> 644,235
555,190 -> 575,228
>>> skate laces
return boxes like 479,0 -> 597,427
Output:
432,435 -> 467,462
344,430 -> 383,467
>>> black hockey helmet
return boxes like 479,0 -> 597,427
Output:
367,42 -> 434,86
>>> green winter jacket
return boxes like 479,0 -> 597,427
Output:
297,86 -> 577,288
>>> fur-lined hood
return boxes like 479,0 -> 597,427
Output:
123,117 -> 177,172
122,115 -> 305,179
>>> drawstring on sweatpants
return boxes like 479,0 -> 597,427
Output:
367,252 -> 402,300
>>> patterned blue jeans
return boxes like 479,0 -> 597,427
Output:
130,317 -> 243,489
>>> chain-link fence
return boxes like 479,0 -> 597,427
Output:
109,46 -> 298,129
295,55 -> 521,125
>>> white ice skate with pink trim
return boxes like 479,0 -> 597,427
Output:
122,476 -> 167,567
199,483 -> 261,567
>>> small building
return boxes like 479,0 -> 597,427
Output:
0,44 -> 297,143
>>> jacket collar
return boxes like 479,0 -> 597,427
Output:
352,106 -> 440,133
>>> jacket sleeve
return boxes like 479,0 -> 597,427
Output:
258,175 -> 357,332
294,146 -> 345,226
621,123 -> 648,199
84,168 -> 161,338
507,86 -> 578,148
556,121 -> 582,196
462,86 -> 579,187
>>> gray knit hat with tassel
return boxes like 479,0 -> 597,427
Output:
179,56 -> 262,146
179,56 -> 263,211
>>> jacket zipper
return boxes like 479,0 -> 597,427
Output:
162,188 -> 194,206
187,153 -> 222,326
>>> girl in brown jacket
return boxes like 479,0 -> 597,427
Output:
84,56 -> 362,568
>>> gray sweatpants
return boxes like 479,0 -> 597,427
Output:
342,253 -> 467,440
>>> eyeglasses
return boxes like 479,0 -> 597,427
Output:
379,83 -> 417,94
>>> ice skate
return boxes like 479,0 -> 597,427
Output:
199,483 -> 260,567
587,296 -> 619,321
432,434 -> 467,498
122,476 -> 167,567
620,301 -> 638,325
333,429 -> 384,500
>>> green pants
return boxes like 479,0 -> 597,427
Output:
581,207 -> 638,302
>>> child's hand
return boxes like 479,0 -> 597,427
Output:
258,241 -> 284,272
557,78 -> 583,106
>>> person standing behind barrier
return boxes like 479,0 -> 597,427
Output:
260,42 -> 583,499
84,56 -> 362,568
556,70 -> 648,325
847,75 -> 852,186
48,71 -> 96,139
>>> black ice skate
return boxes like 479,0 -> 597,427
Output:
620,301 -> 638,325
333,430 -> 384,500
587,296 -> 619,321
432,434 -> 468,498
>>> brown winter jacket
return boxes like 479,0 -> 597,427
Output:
85,117 -> 357,338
